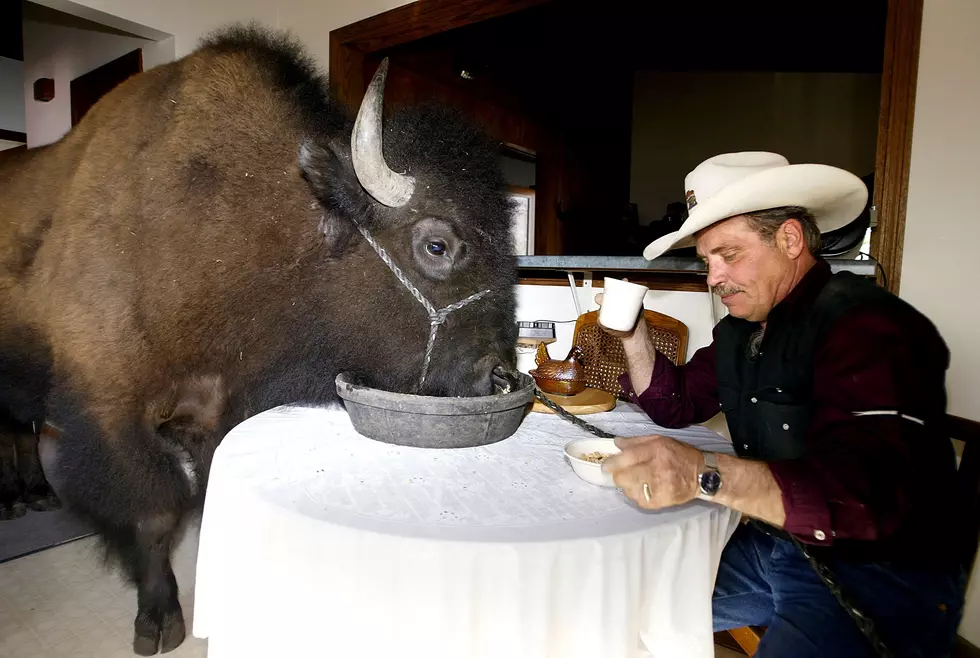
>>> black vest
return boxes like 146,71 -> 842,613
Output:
714,270 -> 964,567
715,270 -> 911,461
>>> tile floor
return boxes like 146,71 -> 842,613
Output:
0,528 -> 205,658
0,525 -> 743,658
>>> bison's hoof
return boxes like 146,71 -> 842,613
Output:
133,630 -> 159,656
160,612 -> 186,653
133,607 -> 185,655
0,501 -> 27,521
134,611 -> 161,656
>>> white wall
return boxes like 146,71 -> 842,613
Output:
516,282 -> 716,370
900,0 -> 980,644
901,0 -> 979,423
19,0 -> 414,147
0,56 -> 26,136
24,0 -> 422,148
22,19 -> 153,147
23,0 -> 420,148
631,71 -> 881,225
33,0 -> 415,72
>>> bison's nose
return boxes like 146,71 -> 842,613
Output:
490,365 -> 521,394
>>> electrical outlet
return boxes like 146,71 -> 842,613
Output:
517,320 -> 556,341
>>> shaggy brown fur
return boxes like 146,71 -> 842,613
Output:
0,24 -> 518,654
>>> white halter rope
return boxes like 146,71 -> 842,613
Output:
351,222 -> 491,392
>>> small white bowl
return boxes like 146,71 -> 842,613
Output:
564,438 -> 621,487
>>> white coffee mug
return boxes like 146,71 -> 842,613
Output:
599,278 -> 648,332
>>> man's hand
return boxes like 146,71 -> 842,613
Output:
604,434 -> 789,527
601,434 -> 702,509
593,289 -> 644,338
593,278 -> 656,393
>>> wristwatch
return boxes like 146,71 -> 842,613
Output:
697,451 -> 722,501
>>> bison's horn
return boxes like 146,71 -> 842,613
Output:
351,58 -> 415,207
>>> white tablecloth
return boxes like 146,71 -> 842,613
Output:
192,402 -> 740,658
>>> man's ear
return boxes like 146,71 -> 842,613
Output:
299,138 -> 368,257
778,219 -> 807,259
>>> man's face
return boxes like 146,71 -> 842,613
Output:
695,216 -> 796,323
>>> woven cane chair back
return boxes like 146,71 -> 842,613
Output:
572,310 -> 689,401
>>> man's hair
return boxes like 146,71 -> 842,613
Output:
742,206 -> 821,254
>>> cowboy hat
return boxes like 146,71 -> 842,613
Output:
642,152 -> 869,261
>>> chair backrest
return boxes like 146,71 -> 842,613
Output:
950,414 -> 980,569
571,309 -> 689,400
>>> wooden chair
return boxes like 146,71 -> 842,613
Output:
571,309 -> 688,400
726,413 -> 980,656
950,414 -> 980,575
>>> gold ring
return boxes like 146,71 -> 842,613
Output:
642,482 -> 651,502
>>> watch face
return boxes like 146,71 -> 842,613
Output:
699,470 -> 722,496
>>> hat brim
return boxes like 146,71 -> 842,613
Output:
642,163 -> 869,261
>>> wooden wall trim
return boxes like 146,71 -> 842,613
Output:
329,0 -> 554,111
871,0 -> 923,294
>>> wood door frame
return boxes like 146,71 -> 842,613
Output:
328,0 -> 553,111
871,0 -> 922,293
330,0 -> 922,292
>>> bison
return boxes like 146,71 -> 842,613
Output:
0,25 -> 519,655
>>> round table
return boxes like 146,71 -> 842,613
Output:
192,402 -> 740,658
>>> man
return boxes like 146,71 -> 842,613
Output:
599,152 -> 967,657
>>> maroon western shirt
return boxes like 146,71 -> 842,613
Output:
619,260 -> 958,566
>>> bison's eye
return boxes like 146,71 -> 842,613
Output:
426,240 -> 447,256
412,219 -> 461,280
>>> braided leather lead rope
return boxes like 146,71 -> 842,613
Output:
790,535 -> 895,657
532,388 -> 616,439
352,222 -> 489,391
532,383 -> 892,657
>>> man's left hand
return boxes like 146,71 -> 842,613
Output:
602,435 -> 703,509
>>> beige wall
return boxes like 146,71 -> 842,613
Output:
901,0 -> 980,643
901,0 -> 979,422
630,71 -> 881,225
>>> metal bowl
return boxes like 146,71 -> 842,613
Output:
335,372 -> 535,448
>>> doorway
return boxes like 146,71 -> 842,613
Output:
330,0 -> 919,293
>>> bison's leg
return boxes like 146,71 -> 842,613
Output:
15,429 -> 61,511
121,514 -> 185,655
0,431 -> 26,520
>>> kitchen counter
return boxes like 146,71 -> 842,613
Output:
516,255 -> 878,276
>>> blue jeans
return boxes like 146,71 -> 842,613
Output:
713,524 -> 967,657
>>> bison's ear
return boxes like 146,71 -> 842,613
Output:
299,138 -> 367,257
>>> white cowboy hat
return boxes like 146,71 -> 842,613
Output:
642,152 -> 869,261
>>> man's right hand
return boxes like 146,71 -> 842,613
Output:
593,291 -> 644,338
594,284 -> 657,393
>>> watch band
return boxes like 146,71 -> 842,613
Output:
697,450 -> 722,500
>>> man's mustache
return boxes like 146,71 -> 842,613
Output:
712,285 -> 743,296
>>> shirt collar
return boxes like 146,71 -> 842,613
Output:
763,258 -> 832,326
